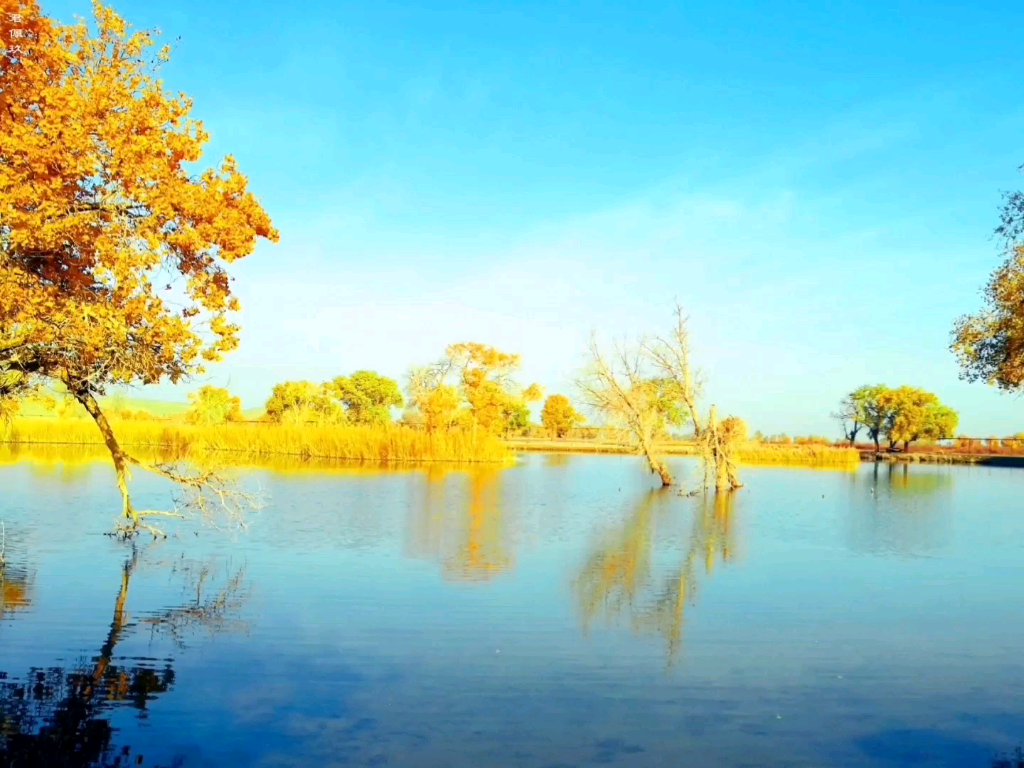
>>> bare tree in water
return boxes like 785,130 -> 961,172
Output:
576,304 -> 743,491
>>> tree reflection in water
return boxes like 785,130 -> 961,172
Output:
0,547 -> 249,767
407,466 -> 512,582
0,566 -> 32,621
576,489 -> 737,665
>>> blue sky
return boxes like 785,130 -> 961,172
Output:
47,0 -> 1024,436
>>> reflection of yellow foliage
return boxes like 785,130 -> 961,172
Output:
0,443 -> 509,483
577,493 -> 658,627
0,571 -> 31,617
407,466 -> 512,582
452,467 -> 510,581
576,491 -> 737,665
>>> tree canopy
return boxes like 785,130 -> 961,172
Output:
405,343 -> 542,436
832,384 -> 887,446
541,394 -> 585,438
951,176 -> 1024,390
185,385 -> 243,425
0,1 -> 278,533
834,385 -> 958,450
329,371 -> 403,425
263,381 -> 342,425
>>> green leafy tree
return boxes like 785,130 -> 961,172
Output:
832,385 -> 886,446
541,394 -> 585,438
330,371 -> 403,425
264,381 -> 343,425
854,384 -> 896,451
185,386 -> 243,425
848,384 -> 958,451
501,400 -> 532,437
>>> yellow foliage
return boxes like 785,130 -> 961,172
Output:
0,0 -> 277,403
407,343 -> 538,437
541,394 -> 585,438
720,416 -> 748,444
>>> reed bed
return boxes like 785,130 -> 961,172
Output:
508,436 -> 860,467
3,417 -> 513,464
735,443 -> 861,467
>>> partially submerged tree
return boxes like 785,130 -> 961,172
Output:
0,2 -> 278,535
575,305 -> 742,491
185,385 -> 243,425
541,393 -> 585,438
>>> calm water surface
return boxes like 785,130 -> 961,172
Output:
1,451 -> 1023,767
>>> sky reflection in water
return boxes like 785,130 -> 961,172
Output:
1,450 -> 1023,767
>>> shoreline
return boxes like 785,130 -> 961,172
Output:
5,432 -> 1021,468
506,439 -> 1024,467
857,450 -> 1024,467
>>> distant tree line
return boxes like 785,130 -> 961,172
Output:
248,343 -> 547,438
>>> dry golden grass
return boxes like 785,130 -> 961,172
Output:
735,442 -> 861,468
507,436 -> 860,467
3,417 -> 512,464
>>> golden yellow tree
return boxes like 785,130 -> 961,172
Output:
0,1 -> 278,534
541,393 -> 585,438
405,343 -> 541,436
447,343 -> 542,436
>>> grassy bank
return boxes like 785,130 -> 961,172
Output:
859,450 -> 1024,467
3,417 -> 512,464
507,437 -> 861,467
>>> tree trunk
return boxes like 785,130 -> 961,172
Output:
640,436 -> 672,486
656,460 -> 672,487
70,384 -> 138,528
715,449 -> 730,491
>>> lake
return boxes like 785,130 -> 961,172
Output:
1,451 -> 1023,768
